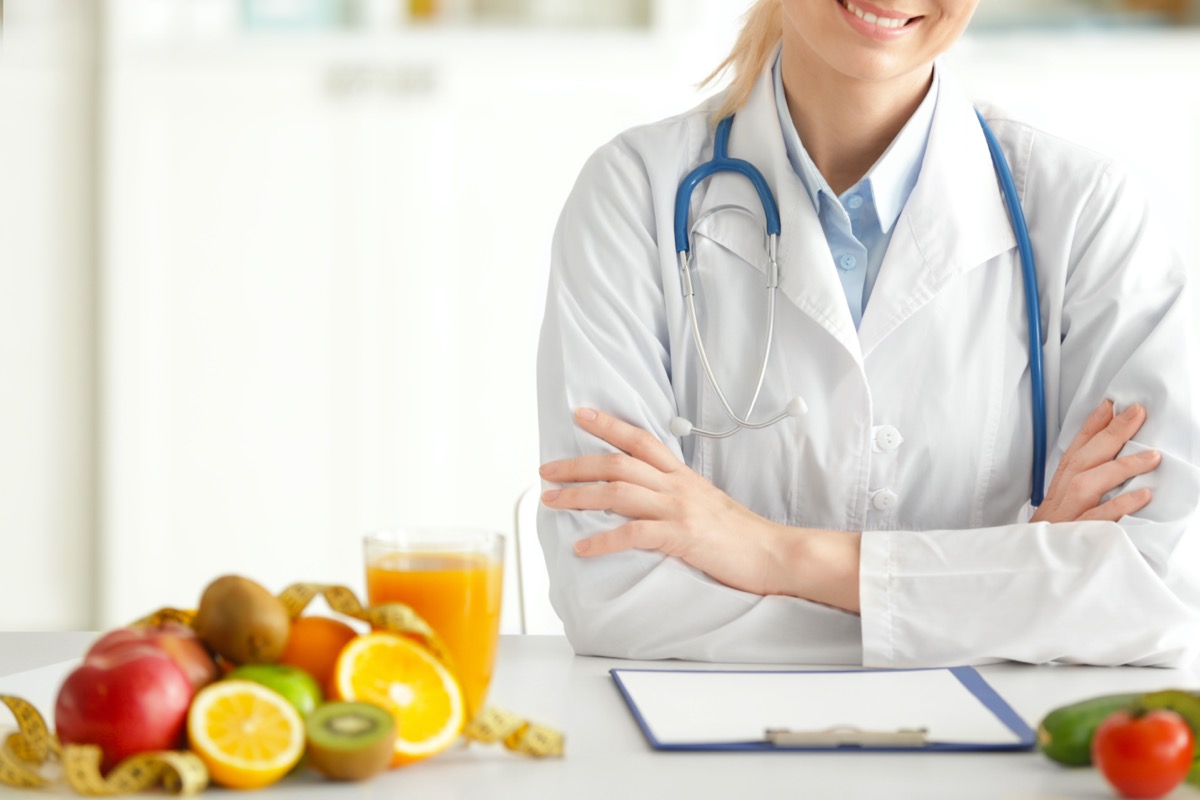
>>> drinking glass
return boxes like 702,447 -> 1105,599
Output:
363,528 -> 504,715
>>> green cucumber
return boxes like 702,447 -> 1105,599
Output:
1038,689 -> 1200,769
1140,689 -> 1200,728
1140,691 -> 1200,787
1037,692 -> 1141,766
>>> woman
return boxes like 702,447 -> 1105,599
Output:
536,0 -> 1200,667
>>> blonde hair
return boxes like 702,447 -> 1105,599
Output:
702,0 -> 784,122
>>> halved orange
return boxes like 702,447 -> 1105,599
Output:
187,679 -> 305,789
332,632 -> 465,766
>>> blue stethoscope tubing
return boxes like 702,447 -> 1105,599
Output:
673,113 -> 1047,507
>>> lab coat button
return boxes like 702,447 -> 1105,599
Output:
874,425 -> 903,452
872,489 -> 899,511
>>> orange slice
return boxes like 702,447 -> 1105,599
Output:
332,632 -> 465,766
187,679 -> 305,789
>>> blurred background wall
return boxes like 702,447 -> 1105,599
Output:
2,0 -> 1199,631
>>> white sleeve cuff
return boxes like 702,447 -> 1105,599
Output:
858,530 -> 895,667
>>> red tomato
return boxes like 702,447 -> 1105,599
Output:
1092,708 -> 1194,799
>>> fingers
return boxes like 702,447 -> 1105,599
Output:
1052,449 -> 1161,520
1078,488 -> 1153,523
1045,400 -> 1114,501
1063,403 -> 1147,477
1085,449 -> 1161,496
570,408 -> 682,473
541,481 -> 673,521
539,451 -> 664,489
1061,399 -> 1115,463
573,521 -> 669,558
1036,401 -> 1152,523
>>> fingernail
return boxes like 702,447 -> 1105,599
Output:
539,462 -> 559,477
574,538 -> 591,554
1144,450 -> 1162,463
1120,404 -> 1142,421
575,408 -> 598,422
541,489 -> 560,502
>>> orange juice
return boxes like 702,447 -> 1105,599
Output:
366,551 -> 502,714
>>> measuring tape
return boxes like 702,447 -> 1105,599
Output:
0,582 -> 563,796
276,583 -> 565,758
0,695 -> 208,795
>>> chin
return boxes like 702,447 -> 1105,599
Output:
829,49 -> 932,85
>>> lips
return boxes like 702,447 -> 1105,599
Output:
837,0 -> 920,29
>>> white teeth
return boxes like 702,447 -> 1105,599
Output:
843,0 -> 910,28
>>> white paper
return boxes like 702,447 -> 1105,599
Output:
613,669 -> 1023,746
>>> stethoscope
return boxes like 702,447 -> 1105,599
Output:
670,112 -> 1047,506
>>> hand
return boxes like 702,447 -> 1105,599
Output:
1031,399 -> 1159,524
539,408 -> 860,611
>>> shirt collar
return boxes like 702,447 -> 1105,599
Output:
771,51 -> 940,234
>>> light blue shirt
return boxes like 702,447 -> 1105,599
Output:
772,55 -> 939,329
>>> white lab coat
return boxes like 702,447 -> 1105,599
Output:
536,58 -> 1200,668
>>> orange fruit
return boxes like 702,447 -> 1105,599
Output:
187,679 -> 305,789
331,632 -> 465,766
278,615 -> 358,692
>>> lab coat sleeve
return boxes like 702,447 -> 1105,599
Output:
860,161 -> 1200,668
537,138 -> 863,663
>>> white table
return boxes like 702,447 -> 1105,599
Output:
2,633 -> 1199,799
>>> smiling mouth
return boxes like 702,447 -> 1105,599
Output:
837,0 -> 921,28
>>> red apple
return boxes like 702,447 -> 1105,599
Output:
86,623 -> 218,692
55,647 -> 194,772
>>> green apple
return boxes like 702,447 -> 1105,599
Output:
225,663 -> 323,717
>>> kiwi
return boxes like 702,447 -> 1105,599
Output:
305,702 -> 396,781
193,575 -> 291,665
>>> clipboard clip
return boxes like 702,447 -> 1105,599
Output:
765,725 -> 930,748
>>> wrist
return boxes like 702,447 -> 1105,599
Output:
769,526 -> 862,613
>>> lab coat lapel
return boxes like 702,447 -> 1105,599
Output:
857,68 -> 1018,358
691,62 -> 863,365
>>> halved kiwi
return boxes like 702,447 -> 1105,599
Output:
305,702 -> 396,781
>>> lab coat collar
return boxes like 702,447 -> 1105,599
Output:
865,68 -> 939,236
690,55 -> 1018,364
857,65 -> 1018,356
692,51 -> 864,361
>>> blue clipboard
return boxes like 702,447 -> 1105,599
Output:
610,666 -> 1036,752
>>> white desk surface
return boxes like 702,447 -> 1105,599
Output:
2,633 -> 1200,799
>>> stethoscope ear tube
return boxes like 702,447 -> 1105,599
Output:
673,116 -> 782,257
672,116 -> 792,440
676,233 -> 796,439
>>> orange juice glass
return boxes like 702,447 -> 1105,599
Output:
363,528 -> 503,715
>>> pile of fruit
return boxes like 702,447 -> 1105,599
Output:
1039,689 -> 1200,799
53,574 -> 466,790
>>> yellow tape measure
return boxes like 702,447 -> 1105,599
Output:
275,582 -> 565,759
0,582 -> 562,796
0,696 -> 208,795
137,582 -> 564,757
